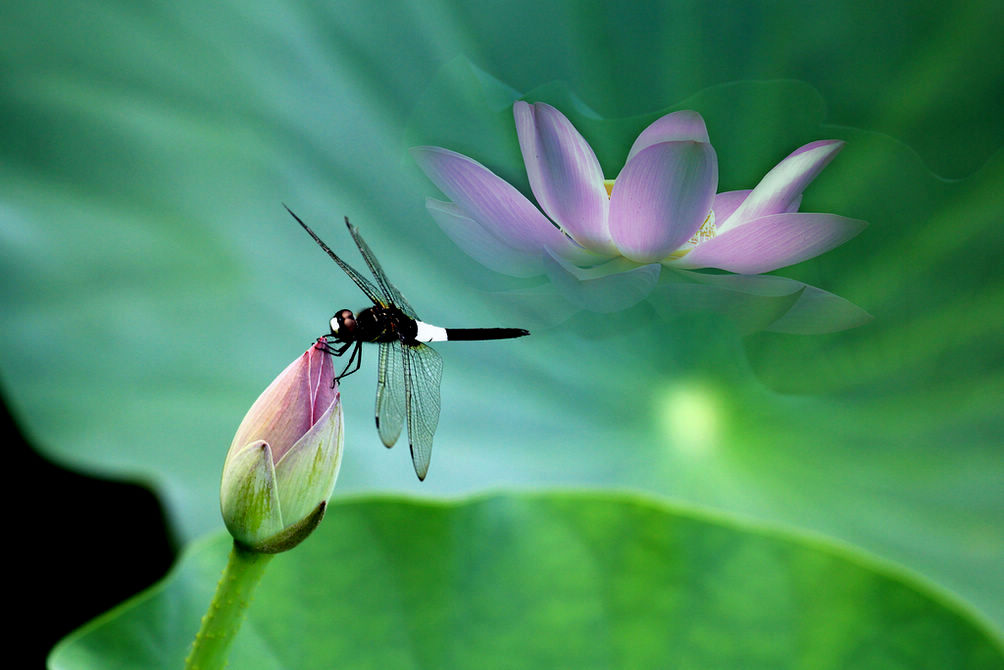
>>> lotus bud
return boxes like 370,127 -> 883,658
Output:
220,339 -> 342,553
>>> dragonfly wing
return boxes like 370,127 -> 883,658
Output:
401,343 -> 443,480
375,341 -> 406,448
286,206 -> 387,306
344,218 -> 419,318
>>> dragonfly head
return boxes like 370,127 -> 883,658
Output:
329,309 -> 357,342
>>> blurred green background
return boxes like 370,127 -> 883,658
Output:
2,0 -> 1001,666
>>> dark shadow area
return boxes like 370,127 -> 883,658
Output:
5,396 -> 176,669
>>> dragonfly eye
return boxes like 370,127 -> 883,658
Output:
331,309 -> 356,339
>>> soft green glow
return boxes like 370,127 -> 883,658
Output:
657,381 -> 722,457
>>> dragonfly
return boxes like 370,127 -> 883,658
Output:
285,206 -> 530,480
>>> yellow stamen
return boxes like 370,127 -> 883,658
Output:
690,209 -> 717,244
665,210 -> 716,259
603,179 -> 615,198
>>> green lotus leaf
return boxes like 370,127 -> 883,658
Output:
51,494 -> 1002,670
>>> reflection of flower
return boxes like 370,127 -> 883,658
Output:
220,339 -> 343,553
412,102 -> 868,328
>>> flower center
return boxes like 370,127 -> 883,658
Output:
664,210 -> 717,259
689,210 -> 717,245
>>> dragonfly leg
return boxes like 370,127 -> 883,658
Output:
318,338 -> 353,357
335,341 -> 363,382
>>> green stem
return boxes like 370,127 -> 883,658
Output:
185,542 -> 274,670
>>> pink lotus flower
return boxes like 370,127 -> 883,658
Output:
412,102 -> 867,322
220,339 -> 343,553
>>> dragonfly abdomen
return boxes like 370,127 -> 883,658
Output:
412,321 -> 529,343
442,327 -> 530,341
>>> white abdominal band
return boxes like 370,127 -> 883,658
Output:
414,321 -> 448,342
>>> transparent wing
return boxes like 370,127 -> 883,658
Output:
344,218 -> 419,318
401,343 -> 443,480
286,206 -> 386,306
375,341 -> 406,448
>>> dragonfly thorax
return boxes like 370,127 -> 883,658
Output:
331,305 -> 416,344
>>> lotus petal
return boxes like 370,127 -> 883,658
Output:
514,101 -> 613,252
624,110 -> 710,164
671,212 -> 866,273
411,146 -> 571,253
425,199 -> 546,277
609,140 -> 718,263
720,140 -> 843,233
